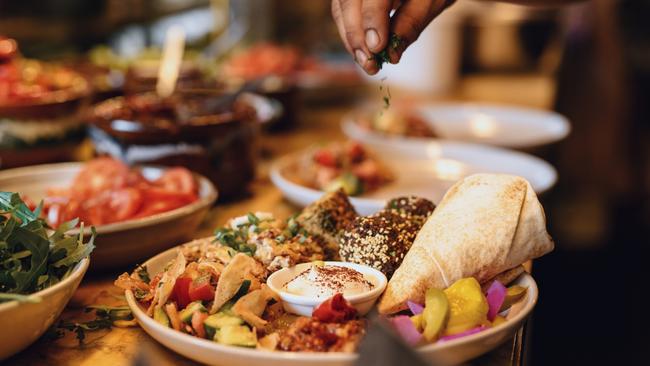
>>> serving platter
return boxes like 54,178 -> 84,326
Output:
342,102 -> 570,149
125,243 -> 538,366
0,162 -> 217,269
270,142 -> 556,215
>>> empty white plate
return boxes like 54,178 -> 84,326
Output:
270,141 -> 556,215
343,102 -> 570,149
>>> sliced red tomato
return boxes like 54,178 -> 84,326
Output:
312,293 -> 357,323
71,157 -> 130,198
154,167 -> 198,195
188,277 -> 215,302
134,187 -> 197,218
106,188 -> 143,223
172,277 -> 193,310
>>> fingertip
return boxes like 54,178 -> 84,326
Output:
365,29 -> 383,53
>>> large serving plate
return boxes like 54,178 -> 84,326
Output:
270,142 -> 556,215
342,102 -> 570,149
0,162 -> 217,269
125,243 -> 538,366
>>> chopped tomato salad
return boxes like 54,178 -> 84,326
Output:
41,158 -> 199,227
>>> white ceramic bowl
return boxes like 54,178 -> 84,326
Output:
270,142 -> 556,215
0,258 -> 89,360
125,243 -> 538,366
266,261 -> 387,317
343,102 -> 571,149
0,162 -> 218,269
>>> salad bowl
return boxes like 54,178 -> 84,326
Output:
125,243 -> 538,366
0,258 -> 89,360
270,141 -> 556,215
0,162 -> 217,269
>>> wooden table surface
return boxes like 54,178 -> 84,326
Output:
5,75 -> 551,366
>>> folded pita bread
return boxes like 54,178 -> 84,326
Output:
378,174 -> 553,314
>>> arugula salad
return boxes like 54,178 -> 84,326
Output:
0,192 -> 96,303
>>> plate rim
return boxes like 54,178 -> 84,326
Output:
342,101 -> 571,148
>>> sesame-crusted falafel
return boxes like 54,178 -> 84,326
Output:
339,212 -> 420,278
384,196 -> 435,225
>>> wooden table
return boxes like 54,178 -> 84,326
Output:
6,75 -> 550,366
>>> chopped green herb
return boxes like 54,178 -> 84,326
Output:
372,33 -> 402,70
214,226 -> 256,256
246,212 -> 260,225
0,192 -> 95,303
53,305 -> 133,344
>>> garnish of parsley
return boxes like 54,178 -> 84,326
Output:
372,34 -> 402,70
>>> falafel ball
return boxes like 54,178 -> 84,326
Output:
384,196 -> 435,225
339,212 -> 420,278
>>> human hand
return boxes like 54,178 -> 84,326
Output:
331,0 -> 455,75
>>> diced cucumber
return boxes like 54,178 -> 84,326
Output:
215,325 -> 257,347
179,301 -> 207,324
204,312 -> 244,339
153,306 -> 170,327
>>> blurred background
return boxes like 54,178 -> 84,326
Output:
1,0 -> 647,364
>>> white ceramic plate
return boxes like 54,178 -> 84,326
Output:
270,143 -> 556,215
125,243 -> 538,366
343,102 -> 570,149
0,258 -> 89,360
0,162 -> 217,269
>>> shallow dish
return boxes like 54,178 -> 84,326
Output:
0,258 -> 89,360
125,244 -> 538,366
270,142 -> 556,215
0,162 -> 217,269
266,261 -> 387,317
343,102 -> 570,149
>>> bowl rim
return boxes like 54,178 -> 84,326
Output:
269,154 -> 385,208
125,242 -> 539,362
266,261 -> 387,305
341,101 -> 571,149
0,161 -> 218,235
269,140 -> 557,206
0,257 -> 89,312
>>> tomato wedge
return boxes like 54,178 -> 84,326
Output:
72,157 -> 130,198
312,293 -> 357,323
155,167 -> 198,195
188,277 -> 215,302
172,277 -> 193,310
106,188 -> 143,223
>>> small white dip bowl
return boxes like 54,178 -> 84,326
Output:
266,261 -> 387,317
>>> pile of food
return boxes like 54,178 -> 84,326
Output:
0,192 -> 95,303
357,109 -> 437,138
117,173 -> 554,353
290,141 -> 394,196
0,37 -> 89,168
37,157 -> 199,227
